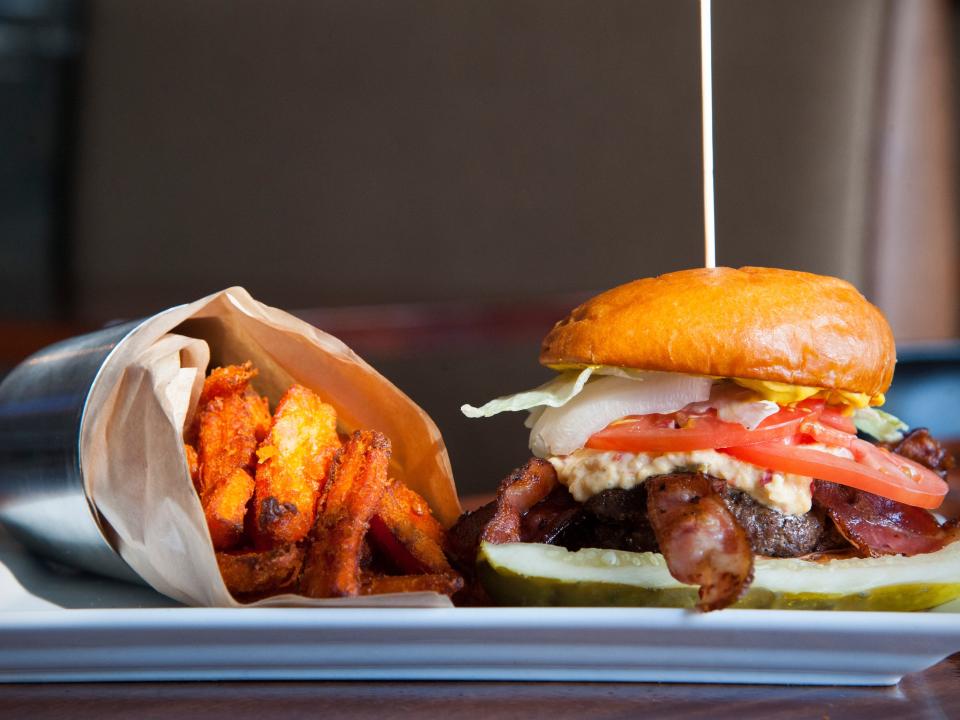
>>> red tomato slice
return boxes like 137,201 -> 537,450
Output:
586,405 -> 813,453
721,441 -> 947,510
817,406 -> 857,434
798,419 -> 856,448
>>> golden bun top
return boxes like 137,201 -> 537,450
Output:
540,267 -> 896,397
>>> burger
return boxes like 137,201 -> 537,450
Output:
450,267 -> 959,611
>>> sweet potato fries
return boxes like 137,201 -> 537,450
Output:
300,430 -> 392,597
186,363 -> 461,601
190,362 -> 269,549
253,385 -> 340,546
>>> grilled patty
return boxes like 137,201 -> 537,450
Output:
527,478 -> 845,558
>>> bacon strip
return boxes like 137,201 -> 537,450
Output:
300,430 -> 391,598
813,481 -> 955,557
883,428 -> 956,479
446,502 -> 497,574
481,458 -> 558,544
646,473 -> 755,612
520,486 -> 583,544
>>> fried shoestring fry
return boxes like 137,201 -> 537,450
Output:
359,571 -> 463,597
253,385 -> 340,546
194,363 -> 270,549
217,544 -> 304,595
204,467 -> 255,550
371,478 -> 458,577
300,430 -> 391,598
184,442 -> 200,490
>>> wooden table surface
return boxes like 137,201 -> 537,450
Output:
1,653 -> 958,719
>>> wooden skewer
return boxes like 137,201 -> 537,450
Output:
700,0 -> 716,269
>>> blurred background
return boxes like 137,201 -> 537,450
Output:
1,0 -> 959,495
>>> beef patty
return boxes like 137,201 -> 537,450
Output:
520,476 -> 845,558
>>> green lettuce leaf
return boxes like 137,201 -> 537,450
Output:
854,407 -> 909,443
460,368 -> 594,418
460,366 -> 677,419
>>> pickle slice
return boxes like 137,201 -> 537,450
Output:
478,541 -> 960,611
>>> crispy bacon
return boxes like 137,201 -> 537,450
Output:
646,473 -> 755,612
883,428 -> 956,479
446,502 -> 497,573
813,481 -> 956,557
300,430 -> 391,598
481,458 -> 558,544
521,486 -> 583,544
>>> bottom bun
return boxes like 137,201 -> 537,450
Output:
477,541 -> 960,611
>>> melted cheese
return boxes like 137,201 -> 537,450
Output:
731,378 -> 883,409
549,446 -> 854,517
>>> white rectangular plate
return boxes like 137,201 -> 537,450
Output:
3,605 -> 960,685
1,531 -> 958,685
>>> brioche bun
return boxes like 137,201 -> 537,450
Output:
540,267 -> 896,397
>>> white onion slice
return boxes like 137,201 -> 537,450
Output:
529,373 -> 712,457
688,383 -> 779,431
716,400 -> 779,430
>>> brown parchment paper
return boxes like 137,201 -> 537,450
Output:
79,287 -> 462,607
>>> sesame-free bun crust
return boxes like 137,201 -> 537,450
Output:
540,267 -> 896,396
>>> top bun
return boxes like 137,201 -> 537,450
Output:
540,267 -> 896,397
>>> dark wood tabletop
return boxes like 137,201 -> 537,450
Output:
2,653 -> 958,719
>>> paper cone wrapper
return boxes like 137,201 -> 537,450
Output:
80,287 -> 462,607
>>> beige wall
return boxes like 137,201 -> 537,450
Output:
869,0 -> 959,341
73,0 -> 957,338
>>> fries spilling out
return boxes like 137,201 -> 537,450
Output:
184,362 -> 462,600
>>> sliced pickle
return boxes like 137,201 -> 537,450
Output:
478,541 -> 960,611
